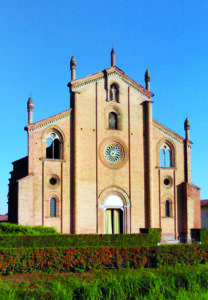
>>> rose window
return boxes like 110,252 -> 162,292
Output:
104,145 -> 121,163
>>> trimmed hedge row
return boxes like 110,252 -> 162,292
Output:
0,244 -> 207,275
0,223 -> 58,235
0,230 -> 162,248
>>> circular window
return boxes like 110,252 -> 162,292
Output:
50,177 -> 57,185
164,178 -> 170,186
105,145 -> 121,163
99,138 -> 128,169
48,174 -> 60,188
163,176 -> 173,188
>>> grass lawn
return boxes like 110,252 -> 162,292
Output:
1,265 -> 208,299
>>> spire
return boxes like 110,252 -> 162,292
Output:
70,56 -> 76,80
145,69 -> 150,90
184,117 -> 190,182
27,97 -> 34,124
111,48 -> 115,67
184,118 -> 190,140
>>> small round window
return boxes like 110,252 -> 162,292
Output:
164,178 -> 170,186
48,175 -> 60,188
163,176 -> 172,188
50,177 -> 57,186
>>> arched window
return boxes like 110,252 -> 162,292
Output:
109,112 -> 118,130
46,132 -> 61,159
160,145 -> 171,167
110,84 -> 119,102
50,198 -> 56,217
165,200 -> 170,217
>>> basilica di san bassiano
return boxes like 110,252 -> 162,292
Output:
8,50 -> 201,242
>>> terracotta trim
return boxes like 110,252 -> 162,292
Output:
159,169 -> 161,228
42,160 -> 44,226
70,67 -> 153,99
96,82 -> 98,233
128,86 -> 131,233
153,119 -> 192,145
61,161 -> 63,233
25,109 -> 71,132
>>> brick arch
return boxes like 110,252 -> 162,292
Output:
98,186 -> 130,234
109,81 -> 120,102
162,195 -> 173,218
46,193 -> 60,217
42,125 -> 65,142
42,125 -> 65,159
98,186 -> 130,207
156,138 -> 176,168
104,104 -> 122,130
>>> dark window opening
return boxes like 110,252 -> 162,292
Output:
165,200 -> 170,217
46,137 -> 60,159
109,112 -> 118,130
50,198 -> 56,217
164,178 -> 170,186
50,177 -> 57,185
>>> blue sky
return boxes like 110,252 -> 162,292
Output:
0,0 -> 208,214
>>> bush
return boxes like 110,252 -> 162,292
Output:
0,244 -> 208,275
0,231 -> 161,248
0,223 -> 58,236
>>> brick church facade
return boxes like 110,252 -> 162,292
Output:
8,50 -> 201,241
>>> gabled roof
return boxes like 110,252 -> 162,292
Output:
69,66 -> 154,99
25,109 -> 71,133
153,119 -> 192,145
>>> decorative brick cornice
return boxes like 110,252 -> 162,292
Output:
70,66 -> 153,99
25,109 -> 71,134
153,119 -> 192,147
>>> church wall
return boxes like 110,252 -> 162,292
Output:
128,87 -> 146,232
96,77 -> 129,209
25,116 -> 71,232
72,86 -> 97,233
152,125 -> 188,238
18,175 -> 34,225
187,183 -> 201,230
73,75 -> 148,234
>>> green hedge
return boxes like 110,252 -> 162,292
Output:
0,223 -> 58,235
0,244 -> 207,275
0,230 -> 161,248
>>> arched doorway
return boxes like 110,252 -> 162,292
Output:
98,187 -> 130,234
104,195 -> 124,234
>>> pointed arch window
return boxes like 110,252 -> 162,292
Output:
46,132 -> 62,159
110,84 -> 119,102
109,112 -> 118,130
50,198 -> 56,217
160,145 -> 171,167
